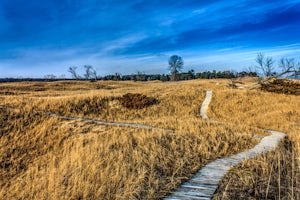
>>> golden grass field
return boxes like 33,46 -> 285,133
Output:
0,78 -> 299,199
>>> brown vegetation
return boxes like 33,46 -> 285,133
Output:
208,81 -> 300,199
0,79 -> 299,199
261,78 -> 300,95
213,138 -> 299,199
117,93 -> 159,109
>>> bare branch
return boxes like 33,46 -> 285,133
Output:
279,57 -> 295,72
68,66 -> 80,79
255,53 -> 275,77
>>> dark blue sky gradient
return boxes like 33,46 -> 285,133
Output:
1,0 -> 300,77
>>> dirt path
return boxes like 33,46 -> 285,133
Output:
164,91 -> 286,200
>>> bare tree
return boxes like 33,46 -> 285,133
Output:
255,53 -> 275,77
84,65 -> 97,80
91,69 -> 97,81
278,57 -> 300,78
265,57 -> 275,76
279,57 -> 294,72
168,55 -> 184,81
255,53 -> 264,70
68,66 -> 80,79
250,55 -> 300,89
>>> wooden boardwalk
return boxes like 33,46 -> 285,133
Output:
164,91 -> 286,200
1,90 -> 286,200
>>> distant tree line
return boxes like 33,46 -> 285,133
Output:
2,53 -> 299,83
64,55 -> 258,82
65,68 -> 257,82
63,53 -> 298,82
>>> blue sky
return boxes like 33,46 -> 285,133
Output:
1,0 -> 300,78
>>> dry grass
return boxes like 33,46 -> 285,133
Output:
208,79 -> 300,199
0,79 -> 299,199
213,138 -> 300,199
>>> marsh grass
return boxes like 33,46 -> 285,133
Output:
0,108 -> 256,199
209,80 -> 300,199
0,79 -> 298,199
213,138 -> 300,199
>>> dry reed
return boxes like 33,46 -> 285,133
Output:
0,79 -> 298,199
